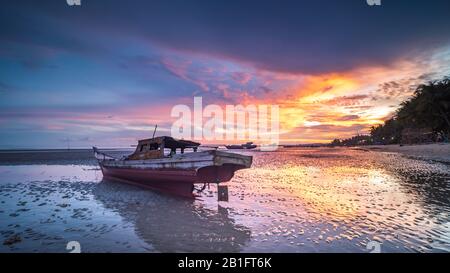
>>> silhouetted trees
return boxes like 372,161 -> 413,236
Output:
397,78 -> 450,132
330,135 -> 372,147
369,118 -> 403,145
331,77 -> 450,146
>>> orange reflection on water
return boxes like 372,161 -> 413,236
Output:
242,151 -> 432,223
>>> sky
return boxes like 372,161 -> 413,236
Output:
1,0 -> 450,148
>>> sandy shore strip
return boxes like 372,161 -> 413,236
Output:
357,143 -> 450,164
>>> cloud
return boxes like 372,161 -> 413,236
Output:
231,72 -> 252,85
324,95 -> 370,106
0,81 -> 14,94
335,115 -> 360,121
1,1 -> 450,147
3,1 -> 450,74
373,73 -> 439,102
160,57 -> 210,92
284,123 -> 369,143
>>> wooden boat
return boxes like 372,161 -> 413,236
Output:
225,142 -> 257,150
93,136 -> 252,198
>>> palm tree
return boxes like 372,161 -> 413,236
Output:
333,77 -> 450,146
415,79 -> 450,131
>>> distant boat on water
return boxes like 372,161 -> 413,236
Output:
225,142 -> 257,150
93,136 -> 252,198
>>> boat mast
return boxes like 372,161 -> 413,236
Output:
152,124 -> 158,139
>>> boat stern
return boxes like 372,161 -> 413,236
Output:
196,150 -> 252,183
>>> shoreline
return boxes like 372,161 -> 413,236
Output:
356,143 -> 450,164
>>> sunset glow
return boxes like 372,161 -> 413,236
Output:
1,1 -> 450,148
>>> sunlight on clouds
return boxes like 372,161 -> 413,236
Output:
303,121 -> 321,127
267,53 -> 450,143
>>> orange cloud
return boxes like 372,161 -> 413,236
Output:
247,56 -> 449,143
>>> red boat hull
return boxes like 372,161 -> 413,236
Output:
100,164 -> 240,198
100,165 -> 197,197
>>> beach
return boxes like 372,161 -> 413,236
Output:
0,147 -> 449,253
362,143 -> 450,164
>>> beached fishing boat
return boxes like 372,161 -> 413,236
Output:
225,142 -> 257,150
93,136 -> 252,198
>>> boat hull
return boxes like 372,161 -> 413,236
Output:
96,150 -> 252,198
101,166 -> 197,197
225,145 -> 257,150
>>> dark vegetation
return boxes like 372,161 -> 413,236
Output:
331,77 -> 450,146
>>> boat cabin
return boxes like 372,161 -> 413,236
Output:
127,136 -> 200,160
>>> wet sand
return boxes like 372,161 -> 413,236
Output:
362,143 -> 450,164
0,148 -> 449,253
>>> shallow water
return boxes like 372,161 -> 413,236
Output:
0,148 -> 448,252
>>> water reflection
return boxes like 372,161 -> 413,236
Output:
93,179 -> 251,252
0,148 -> 448,252
201,148 -> 450,252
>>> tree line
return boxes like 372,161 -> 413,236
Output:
331,77 -> 450,146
